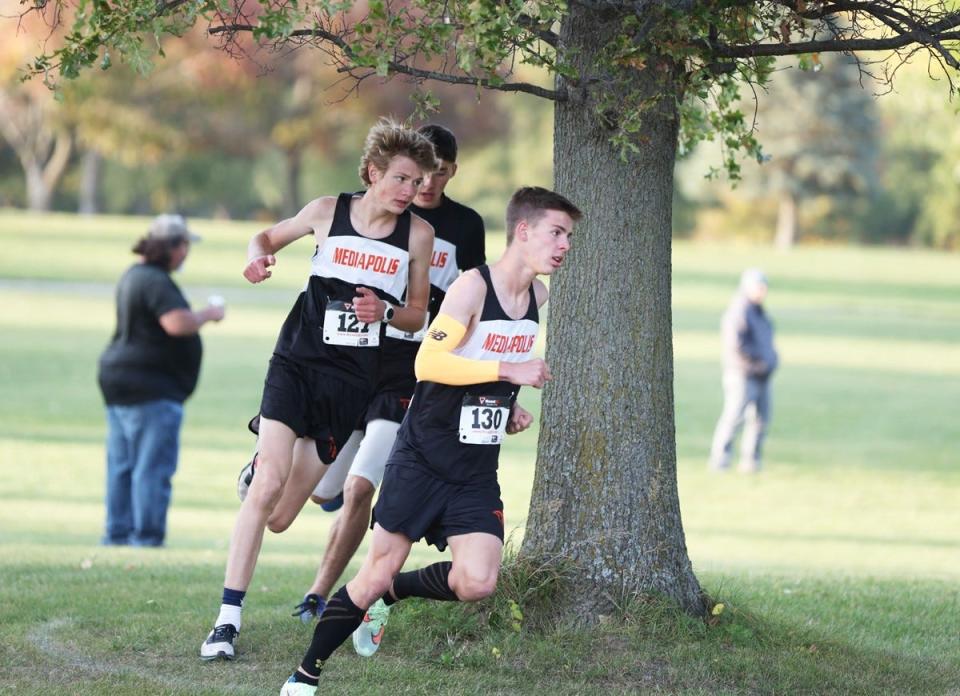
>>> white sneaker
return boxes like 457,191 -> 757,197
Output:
280,675 -> 317,695
352,599 -> 390,657
199,623 -> 238,660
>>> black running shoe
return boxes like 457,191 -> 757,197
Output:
200,623 -> 239,660
292,593 -> 326,623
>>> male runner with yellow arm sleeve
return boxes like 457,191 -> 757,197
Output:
278,186 -> 581,695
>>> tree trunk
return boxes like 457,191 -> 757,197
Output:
774,190 -> 799,250
521,6 -> 706,619
78,149 -> 102,215
282,147 -> 302,218
25,163 -> 52,211
21,129 -> 72,212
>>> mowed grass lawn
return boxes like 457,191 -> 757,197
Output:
0,210 -> 958,695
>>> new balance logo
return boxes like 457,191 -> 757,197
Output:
428,329 -> 448,341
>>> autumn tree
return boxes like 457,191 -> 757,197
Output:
678,50 -> 880,247
0,25 -> 72,211
16,0 -> 960,618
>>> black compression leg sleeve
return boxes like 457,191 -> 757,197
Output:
299,585 -> 365,676
388,561 -> 458,603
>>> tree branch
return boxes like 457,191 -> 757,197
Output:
207,23 -> 566,100
705,3 -> 960,69
710,4 -> 960,69
516,13 -> 559,48
713,31 -> 960,67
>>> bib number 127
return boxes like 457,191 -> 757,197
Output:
323,300 -> 380,347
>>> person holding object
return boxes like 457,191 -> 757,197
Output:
708,268 -> 778,473
98,214 -> 225,547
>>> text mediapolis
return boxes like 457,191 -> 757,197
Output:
333,247 -> 401,275
481,333 -> 536,354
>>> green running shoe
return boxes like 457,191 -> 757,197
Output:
352,599 -> 390,657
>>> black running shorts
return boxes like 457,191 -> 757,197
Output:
362,389 -> 412,425
259,354 -> 371,464
372,444 -> 504,551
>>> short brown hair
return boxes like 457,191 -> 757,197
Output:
359,118 -> 439,186
505,187 -> 582,243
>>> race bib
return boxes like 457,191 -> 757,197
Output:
384,312 -> 429,342
323,300 -> 380,347
459,394 -> 510,445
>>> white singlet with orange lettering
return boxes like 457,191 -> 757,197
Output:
395,264 -> 538,482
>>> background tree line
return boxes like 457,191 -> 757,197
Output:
0,10 -> 549,227
1,8 -> 956,252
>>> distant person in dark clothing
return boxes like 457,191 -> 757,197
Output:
708,268 -> 778,473
98,214 -> 225,546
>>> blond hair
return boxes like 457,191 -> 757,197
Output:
359,118 -> 439,186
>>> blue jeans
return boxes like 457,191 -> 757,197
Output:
103,400 -> 183,546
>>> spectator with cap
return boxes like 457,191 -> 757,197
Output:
708,268 -> 779,473
98,214 -> 225,546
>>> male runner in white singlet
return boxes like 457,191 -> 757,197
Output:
277,125 -> 487,623
199,120 -> 437,661
278,186 -> 581,694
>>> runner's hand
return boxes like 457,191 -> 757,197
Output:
507,403 -> 534,434
243,255 -> 276,283
501,359 -> 552,388
353,286 -> 383,324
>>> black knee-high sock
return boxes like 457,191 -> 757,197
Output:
386,561 -> 458,604
299,586 -> 365,677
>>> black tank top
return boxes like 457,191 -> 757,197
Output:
396,265 -> 539,483
273,193 -> 412,386
378,197 -> 487,386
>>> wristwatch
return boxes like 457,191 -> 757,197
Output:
383,302 -> 395,323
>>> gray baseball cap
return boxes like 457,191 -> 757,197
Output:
740,268 -> 768,290
147,214 -> 201,242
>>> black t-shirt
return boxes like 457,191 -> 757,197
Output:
377,195 -> 486,390
98,263 -> 202,405
410,195 -> 486,320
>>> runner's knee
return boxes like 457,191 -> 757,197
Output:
343,476 -> 375,508
450,566 -> 498,601
246,466 -> 285,512
266,511 -> 294,533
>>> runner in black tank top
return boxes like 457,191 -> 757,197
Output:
287,127 -> 487,625
280,187 -> 581,694
201,120 -> 438,663
370,195 -> 486,422
272,192 -> 412,386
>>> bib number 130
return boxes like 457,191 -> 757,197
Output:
459,395 -> 509,445
323,300 -> 380,347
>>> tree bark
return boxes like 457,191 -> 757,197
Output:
521,6 -> 706,619
774,190 -> 799,250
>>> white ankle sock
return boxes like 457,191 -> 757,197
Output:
215,604 -> 242,631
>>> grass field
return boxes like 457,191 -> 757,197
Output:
1,209 -> 958,694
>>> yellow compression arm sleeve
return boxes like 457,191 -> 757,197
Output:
415,314 -> 501,386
